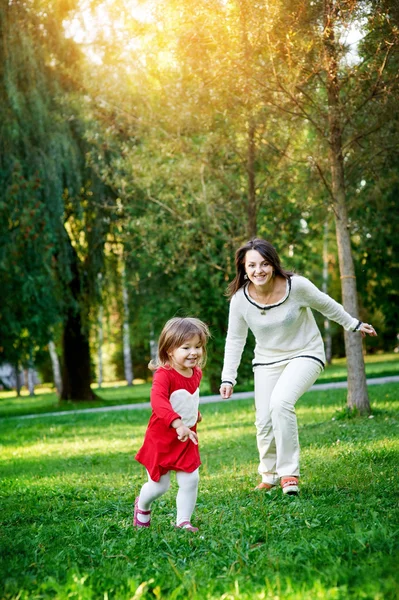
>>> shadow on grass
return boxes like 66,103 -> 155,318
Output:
1,409 -> 396,485
1,396 -> 399,600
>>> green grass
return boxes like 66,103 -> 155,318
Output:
0,382 -> 398,599
235,352 -> 399,392
0,382 -> 152,419
316,352 -> 399,384
1,353 -> 398,419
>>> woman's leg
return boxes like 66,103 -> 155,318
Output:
269,359 -> 322,478
175,468 -> 200,526
137,471 -> 171,523
254,364 -> 286,485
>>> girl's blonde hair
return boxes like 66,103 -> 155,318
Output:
149,317 -> 210,371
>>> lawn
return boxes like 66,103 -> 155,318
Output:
0,382 -> 398,599
1,353 -> 398,419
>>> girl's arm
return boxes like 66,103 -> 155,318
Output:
150,369 -> 181,427
171,418 -> 198,444
221,294 -> 248,389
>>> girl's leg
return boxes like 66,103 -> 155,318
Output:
254,364 -> 285,485
269,359 -> 322,478
175,468 -> 199,526
137,471 -> 171,523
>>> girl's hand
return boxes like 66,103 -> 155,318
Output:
220,383 -> 233,399
176,424 -> 198,445
197,411 -> 202,423
359,323 -> 377,338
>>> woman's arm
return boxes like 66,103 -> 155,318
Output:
296,276 -> 377,335
220,293 -> 249,390
355,322 -> 377,337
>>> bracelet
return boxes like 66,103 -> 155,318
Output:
220,380 -> 234,387
353,320 -> 362,332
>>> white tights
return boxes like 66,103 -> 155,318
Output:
137,468 -> 199,526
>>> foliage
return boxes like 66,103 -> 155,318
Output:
0,383 -> 398,599
0,0 -> 80,365
0,0 -> 120,398
1,0 -> 398,393
79,0 -> 399,388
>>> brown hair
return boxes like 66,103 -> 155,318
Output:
149,317 -> 210,371
226,238 -> 294,299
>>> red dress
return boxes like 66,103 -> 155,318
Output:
135,366 -> 202,481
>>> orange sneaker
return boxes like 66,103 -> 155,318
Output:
254,482 -> 277,491
281,477 -> 299,495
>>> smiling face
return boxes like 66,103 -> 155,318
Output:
168,334 -> 204,376
244,249 -> 275,288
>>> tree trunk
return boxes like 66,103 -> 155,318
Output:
97,305 -> 103,388
247,120 -> 257,238
27,348 -> 35,396
61,239 -> 95,401
61,309 -> 95,401
238,3 -> 257,240
48,340 -> 62,396
322,221 -> 332,364
122,267 -> 133,386
323,0 -> 370,413
149,326 -> 158,364
14,365 -> 22,397
28,368 -> 35,396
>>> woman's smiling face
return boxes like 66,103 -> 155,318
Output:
244,249 -> 274,287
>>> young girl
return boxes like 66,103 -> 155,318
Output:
134,317 -> 210,532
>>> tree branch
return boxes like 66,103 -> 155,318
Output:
309,157 -> 335,205
343,44 -> 394,130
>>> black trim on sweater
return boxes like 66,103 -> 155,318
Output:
252,355 -> 325,369
243,277 -> 292,311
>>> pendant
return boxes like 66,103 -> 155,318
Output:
260,309 -> 266,315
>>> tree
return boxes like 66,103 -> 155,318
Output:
32,0 -> 397,396
322,0 -> 370,412
256,0 -> 399,412
0,0 -> 118,400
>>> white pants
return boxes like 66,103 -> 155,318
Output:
254,358 -> 322,483
138,468 -> 199,526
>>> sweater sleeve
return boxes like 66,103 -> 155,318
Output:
295,276 -> 359,331
221,293 -> 249,386
150,369 -> 181,427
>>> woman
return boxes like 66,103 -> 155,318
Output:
220,239 -> 377,495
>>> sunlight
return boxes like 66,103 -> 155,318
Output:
340,17 -> 368,66
64,0 -> 156,64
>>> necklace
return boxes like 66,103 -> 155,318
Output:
251,283 -> 275,314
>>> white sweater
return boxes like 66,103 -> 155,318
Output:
221,275 -> 360,386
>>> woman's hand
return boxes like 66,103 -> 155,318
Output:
197,411 -> 203,423
358,323 -> 377,338
176,424 -> 198,445
220,383 -> 233,399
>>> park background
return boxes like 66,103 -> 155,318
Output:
1,0 -> 398,599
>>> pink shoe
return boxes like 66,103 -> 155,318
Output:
133,497 -> 151,527
281,477 -> 299,495
175,521 -> 199,532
